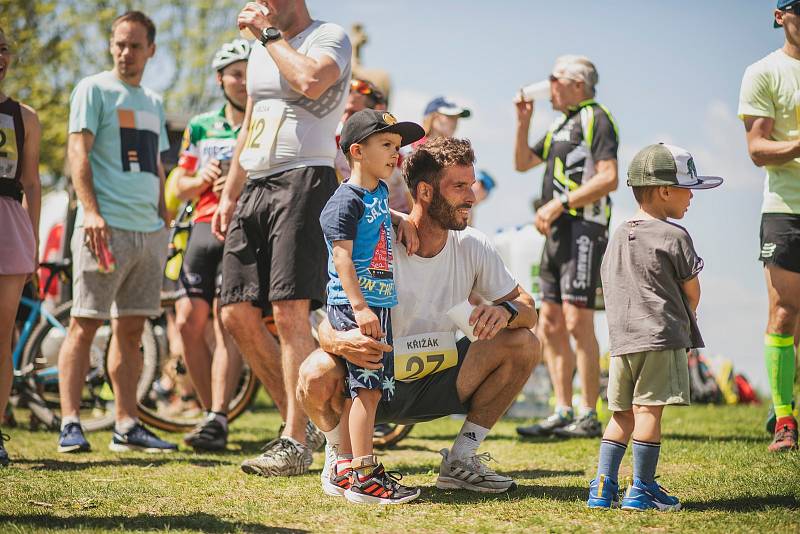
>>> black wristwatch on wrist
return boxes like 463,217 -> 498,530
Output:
260,27 -> 282,46
558,192 -> 570,210
498,301 -> 519,326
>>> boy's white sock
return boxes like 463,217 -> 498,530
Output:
450,420 -> 490,461
322,422 -> 341,450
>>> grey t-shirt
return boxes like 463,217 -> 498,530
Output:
600,218 -> 704,356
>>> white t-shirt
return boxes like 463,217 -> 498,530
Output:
243,21 -> 352,178
392,226 -> 518,339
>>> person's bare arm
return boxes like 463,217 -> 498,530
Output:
19,104 -> 42,253
174,163 -> 218,201
237,6 -> 342,100
332,240 -> 383,339
157,159 -> 168,227
317,318 -> 389,370
566,159 -> 618,208
68,130 -> 108,255
514,98 -> 543,172
493,285 -> 538,330
682,276 -> 701,314
469,285 -> 538,340
212,96 -> 252,240
743,115 -> 800,166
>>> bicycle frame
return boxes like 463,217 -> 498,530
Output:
13,296 -> 66,384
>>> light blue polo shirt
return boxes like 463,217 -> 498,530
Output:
69,71 -> 169,232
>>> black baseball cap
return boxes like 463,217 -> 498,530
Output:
339,109 -> 425,155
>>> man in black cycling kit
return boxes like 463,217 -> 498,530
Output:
172,39 -> 252,451
514,55 -> 619,439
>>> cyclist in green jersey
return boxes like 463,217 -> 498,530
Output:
514,55 -> 619,440
739,1 -> 800,452
172,39 -> 253,451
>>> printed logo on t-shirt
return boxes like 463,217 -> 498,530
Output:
117,109 -> 160,174
367,221 -> 393,280
0,113 -> 19,180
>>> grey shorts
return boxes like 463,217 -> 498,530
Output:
607,349 -> 691,412
71,227 -> 169,320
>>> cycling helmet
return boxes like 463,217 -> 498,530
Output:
212,39 -> 251,72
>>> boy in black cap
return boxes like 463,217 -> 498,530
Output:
587,143 -> 722,512
318,109 -> 424,504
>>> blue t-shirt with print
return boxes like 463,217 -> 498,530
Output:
69,71 -> 169,233
320,180 -> 398,308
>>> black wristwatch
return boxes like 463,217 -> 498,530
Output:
498,301 -> 519,326
558,192 -> 570,210
260,27 -> 282,46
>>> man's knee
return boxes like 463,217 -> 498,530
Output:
298,349 -> 341,405
221,302 -> 257,335
176,302 -> 206,338
68,317 -> 103,345
501,328 -> 540,373
563,307 -> 595,341
770,299 -> 800,334
272,300 -> 311,337
112,317 -> 146,342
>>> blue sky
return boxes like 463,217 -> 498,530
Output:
145,1 -> 781,388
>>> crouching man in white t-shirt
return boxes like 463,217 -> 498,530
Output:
299,137 -> 541,495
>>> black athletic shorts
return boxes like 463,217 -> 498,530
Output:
540,217 -> 607,309
219,166 -> 338,311
760,213 -> 800,273
180,222 -> 223,304
375,336 -> 471,425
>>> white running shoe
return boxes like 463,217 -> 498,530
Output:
435,448 -> 516,493
240,438 -> 310,477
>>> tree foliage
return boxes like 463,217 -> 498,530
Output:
1,0 -> 241,178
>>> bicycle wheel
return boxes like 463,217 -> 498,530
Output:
373,423 -> 414,449
20,302 -> 160,432
137,358 -> 259,433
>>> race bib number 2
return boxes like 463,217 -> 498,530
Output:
394,331 -> 458,382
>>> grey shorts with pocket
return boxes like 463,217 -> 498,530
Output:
71,226 -> 169,320
607,348 -> 691,412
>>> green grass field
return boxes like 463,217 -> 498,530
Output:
1,397 -> 799,533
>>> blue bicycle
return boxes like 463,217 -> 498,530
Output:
10,259 -> 159,432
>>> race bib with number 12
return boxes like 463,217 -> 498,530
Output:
393,331 -> 458,382
239,99 -> 285,174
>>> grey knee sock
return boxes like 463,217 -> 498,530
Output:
596,439 -> 627,481
632,439 -> 661,485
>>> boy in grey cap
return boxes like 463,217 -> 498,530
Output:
586,143 -> 722,512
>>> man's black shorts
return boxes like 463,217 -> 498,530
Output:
760,213 -> 800,273
375,336 -> 471,425
539,217 -> 607,309
180,222 -> 223,305
220,166 -> 338,311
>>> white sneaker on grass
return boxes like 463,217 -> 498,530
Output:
435,448 -> 516,493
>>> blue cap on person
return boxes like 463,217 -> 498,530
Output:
775,0 -> 800,27
424,96 -> 471,118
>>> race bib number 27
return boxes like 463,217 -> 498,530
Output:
393,331 -> 458,382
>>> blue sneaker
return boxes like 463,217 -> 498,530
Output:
109,423 -> 178,453
57,422 -> 91,453
621,478 -> 681,511
587,474 -> 620,509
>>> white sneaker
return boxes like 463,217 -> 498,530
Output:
435,448 -> 516,493
240,438 -> 310,477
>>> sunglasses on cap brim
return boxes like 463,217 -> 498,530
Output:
350,79 -> 386,103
